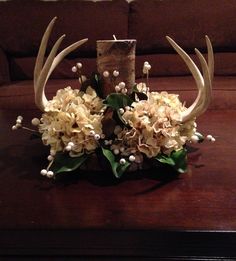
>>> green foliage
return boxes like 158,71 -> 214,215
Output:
30,132 -> 42,140
101,107 -> 116,137
155,149 -> 187,173
51,152 -> 88,174
105,93 -> 133,125
102,147 -> 130,178
130,84 -> 148,101
105,93 -> 133,110
80,72 -> 103,97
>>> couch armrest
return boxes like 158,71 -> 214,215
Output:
0,47 -> 10,85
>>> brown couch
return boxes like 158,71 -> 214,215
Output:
1,0 -> 236,110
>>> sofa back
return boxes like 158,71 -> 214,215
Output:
131,0 -> 236,78
1,0 -> 236,83
0,0 -> 129,82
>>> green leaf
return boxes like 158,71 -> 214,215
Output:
92,73 -> 103,98
156,155 -> 175,166
50,152 -> 88,174
30,132 -> 42,140
80,72 -> 103,97
171,149 -> 187,173
131,84 -> 138,92
101,147 -> 130,178
130,83 -> 148,101
101,107 -> 116,137
155,148 -> 187,173
105,93 -> 133,110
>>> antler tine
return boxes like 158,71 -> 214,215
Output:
34,16 -> 57,88
181,47 -> 212,121
34,17 -> 88,111
47,38 -> 88,79
35,33 -> 66,111
206,35 -> 214,83
166,36 -> 213,123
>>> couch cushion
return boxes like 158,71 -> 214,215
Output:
9,52 -> 236,81
0,47 -> 10,85
135,53 -> 236,78
0,0 -> 129,58
1,76 -> 236,110
129,0 -> 236,54
9,57 -> 97,81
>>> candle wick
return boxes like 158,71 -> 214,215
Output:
113,35 -> 117,41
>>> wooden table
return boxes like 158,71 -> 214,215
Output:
1,109 -> 236,260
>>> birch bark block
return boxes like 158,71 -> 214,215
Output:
97,40 -> 136,97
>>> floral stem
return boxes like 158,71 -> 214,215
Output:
22,126 -> 39,133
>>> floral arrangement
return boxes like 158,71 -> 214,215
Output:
11,17 -> 215,179
12,62 -> 215,179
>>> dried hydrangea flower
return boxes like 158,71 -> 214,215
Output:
39,86 -> 106,155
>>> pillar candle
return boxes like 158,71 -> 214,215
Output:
96,39 -> 136,97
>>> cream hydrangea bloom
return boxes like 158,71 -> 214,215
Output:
115,90 -> 196,159
39,86 -> 105,154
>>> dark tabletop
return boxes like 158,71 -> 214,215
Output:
1,109 -> 236,259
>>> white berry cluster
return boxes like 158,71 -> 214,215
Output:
72,62 -> 87,84
12,115 -> 23,130
71,62 -> 82,73
143,61 -> 151,74
115,81 -> 128,94
40,169 -> 54,178
190,133 -> 216,143
103,70 -> 120,78
102,69 -> 129,94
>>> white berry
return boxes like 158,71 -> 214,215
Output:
120,158 -> 126,165
207,135 -> 216,142
47,155 -> 54,161
118,82 -> 126,88
65,145 -> 72,151
120,147 -> 125,153
104,140 -> 110,146
206,135 -> 213,140
47,171 -> 54,178
72,66 -> 77,73
94,134 -> 101,140
191,135 -> 199,144
121,88 -> 128,94
17,115 -> 23,121
76,62 -> 82,69
115,85 -> 121,92
145,64 -> 151,70
40,169 -> 47,176
103,71 -> 110,78
16,119 -> 22,124
113,70 -> 119,77
12,125 -> 18,131
129,155 -> 136,162
68,142 -> 74,147
119,108 -> 125,114
210,137 -> 216,142
114,149 -> 120,155
31,118 -> 40,126
89,130 -> 95,136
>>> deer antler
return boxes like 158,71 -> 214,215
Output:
166,35 -> 214,123
34,17 -> 88,111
